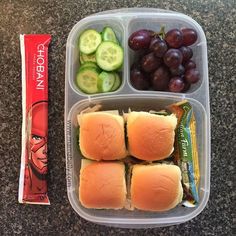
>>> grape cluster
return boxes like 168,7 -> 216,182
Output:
129,28 -> 200,92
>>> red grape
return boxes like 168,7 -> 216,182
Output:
149,37 -> 168,57
168,77 -> 185,92
165,29 -> 183,48
141,52 -> 162,73
131,61 -> 142,71
151,66 -> 170,91
130,68 -> 149,90
128,29 -> 154,50
137,48 -> 151,58
170,64 -> 185,76
179,46 -> 193,63
184,69 -> 200,84
183,81 -> 191,92
164,49 -> 183,68
181,28 -> 198,46
184,60 -> 196,70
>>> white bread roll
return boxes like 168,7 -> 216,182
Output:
79,160 -> 126,209
79,112 -> 127,161
127,112 -> 177,161
131,164 -> 183,211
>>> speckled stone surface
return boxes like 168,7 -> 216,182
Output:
0,0 -> 235,235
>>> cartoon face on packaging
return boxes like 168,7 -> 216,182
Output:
29,101 -> 48,175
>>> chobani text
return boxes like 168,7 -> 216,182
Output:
36,44 -> 45,90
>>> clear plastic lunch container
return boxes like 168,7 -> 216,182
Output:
65,8 -> 210,228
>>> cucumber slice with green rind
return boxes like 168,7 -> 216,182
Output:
76,67 -> 99,94
79,62 -> 98,71
96,42 -> 123,71
80,52 -> 96,64
111,73 -> 121,91
102,27 -> 118,44
98,71 -> 115,92
79,29 -> 102,54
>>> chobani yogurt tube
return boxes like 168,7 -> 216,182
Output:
18,34 -> 51,205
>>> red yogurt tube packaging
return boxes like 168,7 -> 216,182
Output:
18,34 -> 51,205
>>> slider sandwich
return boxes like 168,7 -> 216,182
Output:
78,111 -> 127,161
79,159 -> 126,209
127,112 -> 177,161
130,164 -> 183,211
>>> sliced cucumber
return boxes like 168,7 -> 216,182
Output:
102,27 -> 118,44
76,67 -> 99,94
98,71 -> 115,92
79,29 -> 102,54
79,62 -> 98,71
111,73 -> 121,91
80,52 -> 96,64
96,42 -> 123,71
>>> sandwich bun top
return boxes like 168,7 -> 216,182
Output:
131,164 -> 183,211
79,160 -> 126,209
127,112 -> 177,161
79,112 -> 127,161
